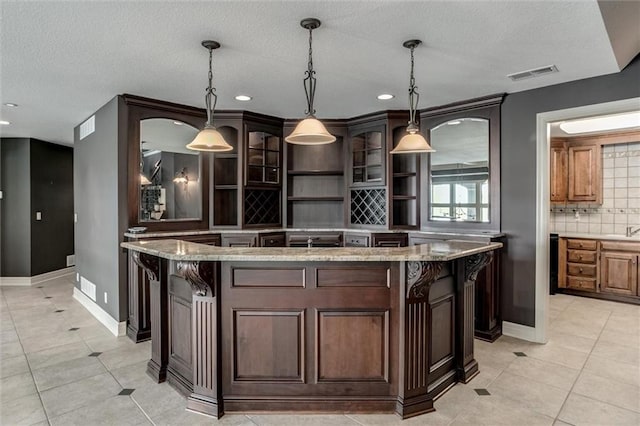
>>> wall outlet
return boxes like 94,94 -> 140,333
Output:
74,213 -> 78,223
76,273 -> 79,282
0,190 -> 3,199
36,211 -> 42,221
104,292 -> 108,304
66,254 -> 75,267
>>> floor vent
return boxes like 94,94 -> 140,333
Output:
80,276 -> 97,301
507,65 -> 558,81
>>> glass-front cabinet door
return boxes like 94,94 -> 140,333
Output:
247,131 -> 281,185
351,129 -> 384,185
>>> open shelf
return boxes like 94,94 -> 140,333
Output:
287,170 -> 344,176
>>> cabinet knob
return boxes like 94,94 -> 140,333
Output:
579,267 -> 583,273
578,255 -> 582,260
269,239 -> 274,244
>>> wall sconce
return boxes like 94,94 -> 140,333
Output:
173,168 -> 189,190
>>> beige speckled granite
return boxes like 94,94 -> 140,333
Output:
121,239 -> 502,262
555,232 -> 640,242
124,227 -> 505,239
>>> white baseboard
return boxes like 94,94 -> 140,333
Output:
0,267 -> 75,287
502,321 -> 540,343
73,287 -> 126,337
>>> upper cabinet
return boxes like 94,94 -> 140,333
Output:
420,94 -> 503,231
550,138 -> 601,204
351,127 -> 384,185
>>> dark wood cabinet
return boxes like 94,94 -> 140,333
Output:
371,233 -> 408,247
222,233 -> 258,247
287,232 -> 343,247
344,232 -> 370,247
259,232 -> 286,247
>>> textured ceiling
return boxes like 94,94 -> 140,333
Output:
1,1 -> 639,145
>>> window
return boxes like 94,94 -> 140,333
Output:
430,179 -> 489,221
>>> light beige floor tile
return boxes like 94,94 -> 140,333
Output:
110,360 -> 156,389
598,328 -> 640,349
524,341 -> 589,370
463,364 -> 500,388
488,371 -> 568,418
0,392 -> 47,426
20,329 -> 83,353
40,372 -> 122,418
76,323 -> 115,341
505,356 -> 580,391
449,393 -> 554,425
26,340 -> 92,370
130,382 -> 186,418
583,354 -> 640,387
346,412 -> 452,425
14,320 -> 71,340
573,370 -> 640,413
474,344 -> 518,372
0,327 -> 19,343
558,393 -> 640,425
0,317 -> 15,331
547,329 -> 596,354
84,334 -> 138,353
0,371 -> 37,403
97,340 -> 152,371
155,409 -> 255,425
0,340 -> 24,358
551,318 -> 605,340
603,313 -> 640,334
553,420 -> 572,426
33,355 -> 106,391
591,339 -> 640,367
0,353 -> 30,379
549,294 -> 576,310
49,395 -> 150,426
248,414 -> 360,426
433,383 -> 478,420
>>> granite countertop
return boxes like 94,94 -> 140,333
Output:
554,232 -> 640,242
124,227 -> 505,239
121,239 -> 503,262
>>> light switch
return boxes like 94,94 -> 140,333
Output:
36,212 -> 42,221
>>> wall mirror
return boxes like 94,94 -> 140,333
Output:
429,118 -> 489,222
139,118 -> 201,222
420,94 -> 503,231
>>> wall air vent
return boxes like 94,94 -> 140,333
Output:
507,65 -> 558,81
79,115 -> 95,140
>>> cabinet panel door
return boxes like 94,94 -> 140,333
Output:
567,145 -> 600,203
550,147 -> 567,202
600,252 -> 638,296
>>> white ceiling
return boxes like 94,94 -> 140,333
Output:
1,1 -> 639,146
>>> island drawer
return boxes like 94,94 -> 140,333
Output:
567,239 -> 597,250
567,276 -> 597,291
567,250 -> 597,264
567,263 -> 596,277
344,233 -> 370,247
260,233 -> 286,247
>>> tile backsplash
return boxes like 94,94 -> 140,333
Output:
550,142 -> 640,235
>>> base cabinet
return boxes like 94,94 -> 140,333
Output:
558,238 -> 640,303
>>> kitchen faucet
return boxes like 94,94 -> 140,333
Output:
626,226 -> 640,237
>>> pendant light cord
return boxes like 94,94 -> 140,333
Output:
204,47 -> 218,127
408,45 -> 419,128
303,26 -> 317,117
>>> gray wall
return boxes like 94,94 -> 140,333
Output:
30,139 -> 74,275
501,54 -> 640,326
74,96 -> 128,321
0,138 -> 31,276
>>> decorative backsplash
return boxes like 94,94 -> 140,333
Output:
550,142 -> 640,235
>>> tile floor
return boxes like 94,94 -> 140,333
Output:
1,276 -> 639,425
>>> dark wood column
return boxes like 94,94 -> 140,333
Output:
174,261 -> 222,418
396,260 -> 444,419
132,252 -> 168,383
474,238 -> 503,342
127,252 -> 151,342
456,251 -> 493,383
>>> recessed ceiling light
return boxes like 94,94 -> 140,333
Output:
235,95 -> 252,101
173,121 -> 184,126
377,94 -> 394,100
559,111 -> 640,134
0,120 -> 10,125
4,103 -> 18,107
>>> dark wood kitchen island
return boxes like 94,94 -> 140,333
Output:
121,239 -> 501,420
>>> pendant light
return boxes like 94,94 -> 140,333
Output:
285,18 -> 336,145
390,40 -> 435,154
186,40 -> 233,152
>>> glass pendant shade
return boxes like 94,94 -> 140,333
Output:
186,126 -> 233,152
391,131 -> 435,154
285,117 -> 336,145
140,174 -> 151,185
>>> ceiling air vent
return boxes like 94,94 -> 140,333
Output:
507,65 -> 558,81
